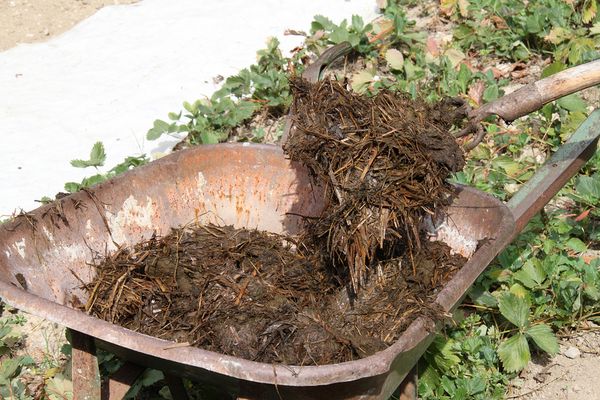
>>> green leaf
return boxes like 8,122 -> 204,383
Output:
525,324 -> 559,355
544,27 -> 572,45
350,70 -> 374,93
465,375 -> 486,395
46,373 -> 73,400
525,15 -> 542,33
0,326 -> 11,340
69,159 -> 90,168
498,333 -> 530,372
124,369 -> 164,399
351,15 -> 364,32
576,174 -> 600,200
469,287 -> 498,307
583,0 -> 598,24
312,15 -> 336,32
80,174 -> 106,188
330,26 -> 350,44
140,369 -> 164,386
70,142 -> 106,168
147,119 -> 171,140
64,182 -> 81,193
584,284 -> 600,300
493,156 -> 520,177
385,49 -> 404,70
557,94 -> 588,112
498,292 -> 530,329
199,131 -> 220,144
0,358 -> 20,379
565,237 -> 587,253
541,62 -> 566,78
167,111 -> 181,121
509,282 -> 530,299
483,84 -> 500,102
89,142 -> 106,165
514,260 -> 546,289
444,48 -> 466,67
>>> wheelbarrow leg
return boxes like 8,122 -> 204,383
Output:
70,330 -> 101,400
397,366 -> 418,400
165,374 -> 190,400
101,362 -> 145,399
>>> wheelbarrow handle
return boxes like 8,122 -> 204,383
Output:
459,59 -> 600,149
507,109 -> 600,238
475,59 -> 600,123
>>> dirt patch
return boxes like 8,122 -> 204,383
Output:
508,329 -> 600,399
82,224 -> 464,365
0,0 -> 137,52
0,307 -> 66,367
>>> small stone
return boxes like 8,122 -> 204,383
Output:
563,346 -> 581,359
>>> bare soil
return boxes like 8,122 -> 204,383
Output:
0,0 -> 137,52
508,329 -> 600,399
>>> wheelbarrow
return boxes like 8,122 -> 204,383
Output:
0,47 -> 599,399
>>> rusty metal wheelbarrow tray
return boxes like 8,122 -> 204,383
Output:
0,109 -> 599,399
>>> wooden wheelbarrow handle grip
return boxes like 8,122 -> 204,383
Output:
474,59 -> 600,123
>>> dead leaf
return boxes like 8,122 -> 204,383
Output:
574,209 -> 591,222
544,27 -> 572,44
350,70 -> 375,94
385,49 -> 405,70
490,15 -> 509,29
284,29 -> 307,36
426,36 -> 440,57
376,0 -> 388,9
485,67 -> 504,79
367,17 -> 394,43
468,81 -> 485,106
440,0 -> 458,16
458,0 -> 470,16
444,48 -> 466,67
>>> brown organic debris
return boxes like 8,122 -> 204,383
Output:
82,224 -> 464,365
284,77 -> 466,293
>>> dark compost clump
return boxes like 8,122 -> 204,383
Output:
82,77 -> 470,365
284,78 -> 466,292
83,224 -> 464,365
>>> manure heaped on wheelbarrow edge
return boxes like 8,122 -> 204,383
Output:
284,77 -> 467,293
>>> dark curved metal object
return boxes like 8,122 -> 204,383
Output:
281,42 -> 353,145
